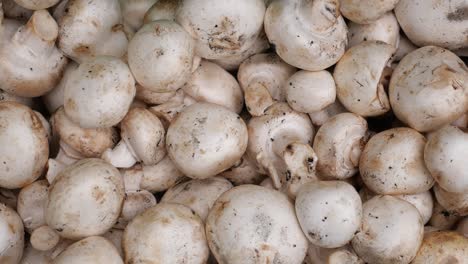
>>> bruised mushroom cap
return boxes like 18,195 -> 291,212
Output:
0,203 -> 24,264
53,236 -> 123,264
143,0 -> 180,23
334,41 -> 394,117
340,0 -> 399,24
347,12 -> 400,49
206,185 -> 308,264
175,0 -> 266,60
285,70 -> 336,114
434,184 -> 468,216
351,195 -> 424,264
64,56 -> 136,129
17,180 -> 49,233
424,125 -> 468,193
237,53 -> 296,116
0,10 -> 68,97
0,102 -> 49,189
395,0 -> 468,51
412,231 -> 468,264
45,159 -> 125,240
264,0 -> 348,71
52,107 -> 118,158
161,177 -> 233,221
128,20 -> 195,93
166,103 -> 248,179
389,46 -> 468,132
313,113 -> 368,180
359,127 -> 434,195
295,181 -> 362,248
182,60 -> 244,113
43,62 -> 78,114
123,203 -> 209,264
119,0 -> 157,31
12,0 -> 60,10
57,0 -> 128,63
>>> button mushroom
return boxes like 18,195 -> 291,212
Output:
340,0 -> 399,24
434,184 -> 468,217
12,0 -> 60,10
17,180 -> 49,233
412,231 -> 468,263
52,236 -> 123,264
265,0 -> 347,71
347,12 -> 400,49
43,62 -> 78,114
0,203 -> 24,264
219,155 -> 265,186
30,225 -> 60,252
119,0 -> 157,31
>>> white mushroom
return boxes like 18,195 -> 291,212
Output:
119,0 -> 157,31
412,231 -> 468,263
175,0 -> 266,60
429,200 -> 462,230
149,89 -> 197,127
115,189 -> 157,229
389,46 -> 467,132
206,185 -> 308,264
0,102 -> 49,189
123,203 -> 209,264
64,56 -> 136,129
43,62 -> 78,114
393,34 -> 418,62
143,0 -> 179,23
17,180 -> 49,233
396,192 -> 434,225
102,229 -> 124,257
340,0 -> 399,24
296,181 -> 362,248
264,0 -> 348,71
45,140 -> 84,184
57,0 -> 128,63
30,226 -> 60,251
219,155 -> 265,186
334,41 -> 394,117
347,12 -> 399,49
308,100 -> 347,127
0,203 -> 24,264
166,103 -> 248,179
434,184 -> 468,216
12,0 -> 60,10
52,236 -> 123,264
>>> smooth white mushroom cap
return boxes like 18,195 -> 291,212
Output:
340,0 -> 399,24
412,231 -> 468,264
53,236 -> 123,264
347,12 -> 400,49
17,180 -> 49,233
43,62 -> 78,114
166,103 -> 248,179
13,0 -> 60,10
143,0 -> 179,23
64,56 -> 136,129
396,191 -> 434,225
30,226 -> 60,251
0,102 -> 49,189
0,203 -> 24,264
119,0 -> 157,31
434,184 -> 468,216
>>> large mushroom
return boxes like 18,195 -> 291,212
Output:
0,203 -> 24,264
340,0 -> 399,24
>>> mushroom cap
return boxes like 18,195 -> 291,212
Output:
135,84 -> 177,105
64,56 -> 136,129
393,34 -> 418,62
219,155 -> 265,185
43,61 -> 78,114
17,180 -> 49,233
116,190 -> 157,229
52,107 -> 118,158
285,70 -> 336,113
0,89 -> 34,108
123,203 -> 209,264
313,113 -> 368,180
412,231 -> 468,263
395,191 -> 434,225
347,12 -> 400,49
360,128 -> 434,195
120,107 -> 166,165
161,177 -> 233,221
265,0 -> 347,71
183,60 -> 244,113
351,195 -> 424,264
340,0 -> 399,24
334,41 -> 394,117
12,0 -> 60,10
0,203 -> 24,264
0,102 -> 49,189
143,0 -> 180,23
166,103 -> 248,179
119,0 -> 157,31
53,236 -> 123,264
424,125 -> 468,193
206,185 -> 308,264
30,225 -> 60,251
128,20 -> 195,93
139,156 -> 185,192
175,0 -> 266,60
429,200 -> 462,230
434,184 -> 468,216
395,0 -> 468,50
45,159 -> 125,240
296,181 -> 362,248
389,46 -> 468,132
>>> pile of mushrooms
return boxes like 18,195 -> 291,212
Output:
0,0 -> 467,263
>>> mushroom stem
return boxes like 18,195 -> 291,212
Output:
300,0 -> 340,31
46,141 -> 83,183
122,165 -> 144,192
15,10 -> 58,54
244,82 -> 275,116
149,90 -> 196,128
102,140 -> 138,169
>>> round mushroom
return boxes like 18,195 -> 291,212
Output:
429,200 -> 462,230
30,226 -> 60,251
119,0 -> 157,31
17,180 -> 49,233
12,0 -> 60,10
434,184 -> 468,216
52,236 -> 123,264
347,12 -> 399,49
340,0 -> 399,24
43,62 -> 78,114
412,231 -> 468,263
0,203 -> 24,264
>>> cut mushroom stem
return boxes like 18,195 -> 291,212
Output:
46,141 -> 83,184
244,82 -> 275,116
102,141 -> 138,169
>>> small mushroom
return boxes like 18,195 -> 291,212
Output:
305,243 -> 363,264
119,0 -> 157,31
64,56 -> 136,129
175,0 -> 266,60
264,0 -> 348,71
115,189 -> 157,229
334,41 -> 394,117
127,20 -> 196,93
393,34 -> 418,62
43,62 -> 78,114
53,236 -> 123,264
434,184 -> 468,216
102,107 -> 165,168
102,229 -> 124,257
424,125 -> 468,193
17,180 -> 49,233
30,226 -> 60,251
395,0 -> 468,51
360,127 -> 434,195
351,195 -> 424,264
340,0 -> 399,24
135,85 -> 177,106
0,203 -> 24,264
313,113 -> 369,180
347,12 -> 399,49
123,203 -> 209,264
206,185 -> 308,264
161,177 -> 233,221
143,0 -> 179,23
0,102 -> 49,189
12,0 -> 60,10
296,181 -> 362,248
166,103 -> 248,179
308,100 -> 347,127
45,159 -> 125,240
389,46 -> 468,132
219,155 -> 265,186
429,200 -> 462,230
412,231 -> 468,263
237,53 -> 296,116
57,0 -> 128,63
0,10 -> 67,97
